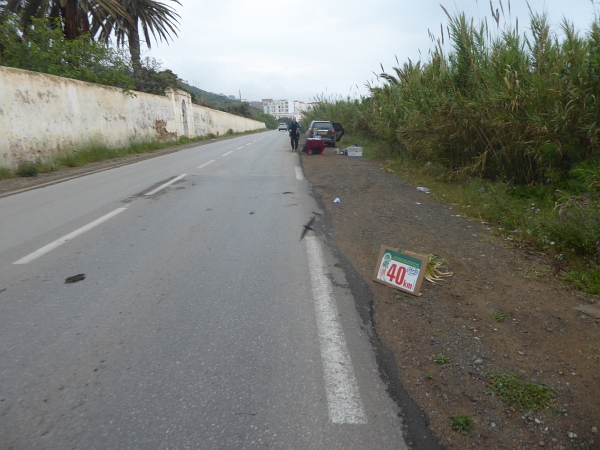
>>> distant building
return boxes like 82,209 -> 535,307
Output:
291,101 -> 318,121
255,98 -> 316,121
262,99 -> 292,120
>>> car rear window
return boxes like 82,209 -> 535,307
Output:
313,122 -> 333,130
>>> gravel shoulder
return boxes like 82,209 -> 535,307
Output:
301,147 -> 599,450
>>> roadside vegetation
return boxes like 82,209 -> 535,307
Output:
0,129 -> 265,181
0,2 -> 277,129
302,4 -> 600,295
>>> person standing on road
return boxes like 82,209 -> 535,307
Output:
289,117 -> 301,152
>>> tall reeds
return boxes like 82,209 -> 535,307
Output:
304,6 -> 600,185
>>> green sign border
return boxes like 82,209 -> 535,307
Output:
384,248 -> 423,269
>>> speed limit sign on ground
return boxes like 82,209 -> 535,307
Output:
373,245 -> 429,296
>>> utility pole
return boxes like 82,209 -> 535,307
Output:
239,90 -> 241,102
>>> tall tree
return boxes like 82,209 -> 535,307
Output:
1,0 -> 128,40
94,0 -> 180,84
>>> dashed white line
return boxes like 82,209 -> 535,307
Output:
145,174 -> 186,196
246,143 -> 252,146
295,167 -> 304,180
197,160 -> 215,169
13,207 -> 128,264
222,151 -> 233,156
236,146 -> 244,150
305,237 -> 367,424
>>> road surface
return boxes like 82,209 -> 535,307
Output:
0,131 -> 411,449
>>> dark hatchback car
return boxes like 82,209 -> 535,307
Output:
306,120 -> 344,147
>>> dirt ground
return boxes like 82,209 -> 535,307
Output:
2,138 -> 599,449
301,147 -> 600,449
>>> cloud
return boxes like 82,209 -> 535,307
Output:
147,0 -> 595,101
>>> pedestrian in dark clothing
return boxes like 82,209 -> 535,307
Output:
288,117 -> 301,152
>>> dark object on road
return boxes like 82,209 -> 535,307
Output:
300,216 -> 316,241
65,274 -> 86,283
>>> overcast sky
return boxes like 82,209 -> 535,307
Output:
145,0 -> 596,103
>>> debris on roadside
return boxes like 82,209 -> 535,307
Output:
421,254 -> 453,283
417,187 -> 431,193
334,198 -> 341,203
300,216 -> 316,241
65,274 -> 85,283
574,303 -> 600,319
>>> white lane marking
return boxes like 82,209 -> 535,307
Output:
197,160 -> 215,169
144,174 -> 186,196
13,208 -> 127,264
246,143 -> 252,146
222,151 -> 233,156
236,146 -> 244,150
305,237 -> 367,424
295,167 -> 304,180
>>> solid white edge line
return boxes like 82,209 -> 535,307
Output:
305,237 -> 367,424
13,207 -> 128,264
295,167 -> 304,181
222,151 -> 233,156
197,160 -> 215,169
144,174 -> 186,196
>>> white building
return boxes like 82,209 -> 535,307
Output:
292,101 -> 317,121
260,99 -> 318,121
262,99 -> 293,120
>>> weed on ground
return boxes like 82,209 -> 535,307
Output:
487,371 -> 556,412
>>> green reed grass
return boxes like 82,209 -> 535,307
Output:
302,4 -> 600,294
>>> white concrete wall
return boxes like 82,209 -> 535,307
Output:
0,66 -> 266,169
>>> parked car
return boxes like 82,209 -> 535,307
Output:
278,123 -> 287,131
306,120 -> 344,147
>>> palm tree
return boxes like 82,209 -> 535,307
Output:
95,0 -> 180,82
1,0 -> 127,40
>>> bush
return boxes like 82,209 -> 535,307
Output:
16,163 -> 38,177
0,167 -> 11,180
450,414 -> 473,434
0,15 -> 134,90
305,10 -> 600,185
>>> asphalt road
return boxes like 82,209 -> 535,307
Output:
0,131 -> 409,449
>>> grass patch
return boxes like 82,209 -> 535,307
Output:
6,131 -> 265,179
424,371 -> 434,379
450,414 -> 473,434
433,354 -> 450,364
491,312 -> 506,322
563,268 -> 600,294
16,163 -> 38,177
0,167 -> 12,180
487,371 -> 555,411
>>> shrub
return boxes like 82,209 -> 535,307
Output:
16,163 -> 38,177
450,414 -> 473,434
